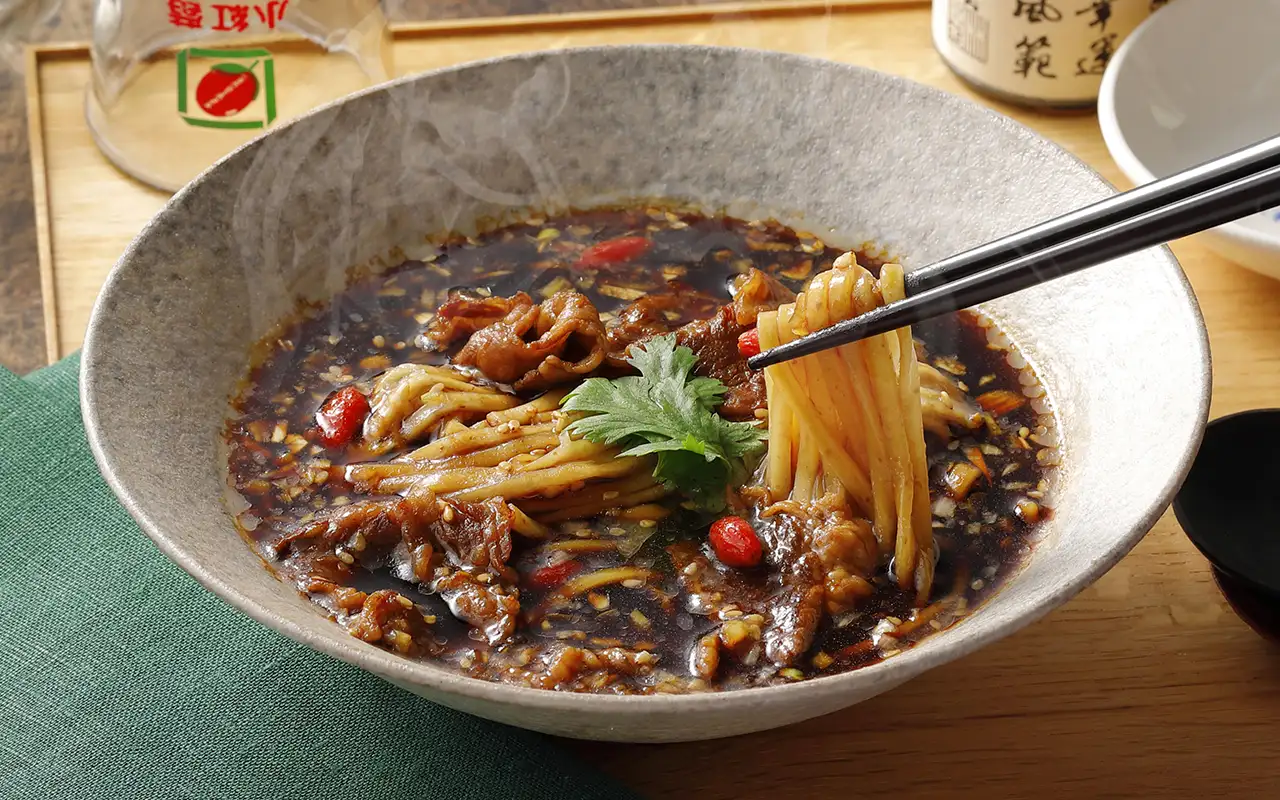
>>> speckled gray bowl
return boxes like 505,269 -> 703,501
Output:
80,45 -> 1210,743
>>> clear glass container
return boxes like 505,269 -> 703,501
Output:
86,0 -> 394,191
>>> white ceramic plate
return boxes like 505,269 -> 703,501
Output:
1098,0 -> 1280,279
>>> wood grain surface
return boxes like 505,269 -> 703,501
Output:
22,2 -> 1280,797
0,0 -> 716,374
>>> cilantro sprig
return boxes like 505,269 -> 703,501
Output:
562,334 -> 767,510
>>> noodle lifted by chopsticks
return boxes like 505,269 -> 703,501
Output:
758,253 -> 935,603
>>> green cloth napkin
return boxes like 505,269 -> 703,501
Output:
0,355 -> 638,800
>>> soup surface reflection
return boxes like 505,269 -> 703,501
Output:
225,206 -> 1055,694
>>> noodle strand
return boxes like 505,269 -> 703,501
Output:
762,253 -> 935,602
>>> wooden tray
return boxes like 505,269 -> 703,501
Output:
28,2 -> 1280,796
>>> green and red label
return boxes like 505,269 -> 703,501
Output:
177,47 -> 276,129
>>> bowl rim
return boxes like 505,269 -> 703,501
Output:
81,43 -> 1213,719
1171,408 -> 1280,597
1097,0 -> 1280,255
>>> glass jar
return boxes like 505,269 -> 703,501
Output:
932,0 -> 1170,108
86,0 -> 394,191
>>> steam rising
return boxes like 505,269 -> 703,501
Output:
226,41 -> 868,343
231,54 -> 576,337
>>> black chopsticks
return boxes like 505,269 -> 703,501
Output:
748,133 -> 1280,370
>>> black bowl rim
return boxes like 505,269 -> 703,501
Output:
1172,407 -> 1280,597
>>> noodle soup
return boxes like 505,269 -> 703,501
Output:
225,205 -> 1054,694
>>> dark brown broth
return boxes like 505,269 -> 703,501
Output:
225,206 -> 1052,692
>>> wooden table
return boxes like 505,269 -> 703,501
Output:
12,1 -> 1280,796
0,0 -> 685,374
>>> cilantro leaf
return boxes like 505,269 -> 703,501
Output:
562,334 -> 766,509
687,376 -> 727,410
655,451 -> 731,504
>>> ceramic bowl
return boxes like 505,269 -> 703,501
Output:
1098,0 -> 1280,279
81,45 -> 1211,742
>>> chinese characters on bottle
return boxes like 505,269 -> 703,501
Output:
1073,1 -> 1115,75
934,0 -> 1156,105
1009,0 -> 1127,80
947,0 -> 990,63
1076,1 -> 1112,31
1013,35 -> 1055,77
1014,1 -> 1062,23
